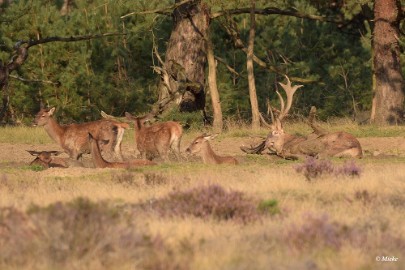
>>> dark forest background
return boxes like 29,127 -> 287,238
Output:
0,0 -> 403,125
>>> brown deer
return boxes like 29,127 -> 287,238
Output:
241,75 -> 363,159
88,133 -> 156,169
27,150 -> 83,168
186,134 -> 239,165
125,112 -> 182,161
27,150 -> 67,168
34,107 -> 129,161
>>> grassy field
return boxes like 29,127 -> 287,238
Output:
0,123 -> 404,270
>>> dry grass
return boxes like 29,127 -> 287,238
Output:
0,124 -> 405,270
0,126 -> 52,144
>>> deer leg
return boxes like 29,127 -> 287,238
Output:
171,137 -> 182,160
68,149 -> 81,161
333,148 -> 361,158
140,151 -> 148,160
277,151 -> 303,160
161,152 -> 169,162
240,141 -> 266,154
158,147 -> 169,162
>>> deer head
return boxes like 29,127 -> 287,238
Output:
264,75 -> 303,154
27,150 -> 62,165
124,112 -> 155,129
34,107 -> 56,126
186,134 -> 218,155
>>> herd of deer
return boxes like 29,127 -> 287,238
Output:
28,76 -> 363,169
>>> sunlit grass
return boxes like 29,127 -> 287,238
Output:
1,117 -> 405,146
0,126 -> 53,144
1,161 -> 404,270
1,120 -> 405,269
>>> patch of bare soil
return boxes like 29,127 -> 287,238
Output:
358,137 -> 405,156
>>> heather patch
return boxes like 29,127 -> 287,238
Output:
294,157 -> 362,181
285,213 -> 405,253
148,184 -> 260,224
0,198 -> 194,269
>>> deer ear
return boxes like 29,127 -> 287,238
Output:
125,112 -> 133,120
206,133 -> 219,141
50,151 -> 62,156
144,113 -> 155,121
203,134 -> 217,141
27,150 -> 40,156
48,107 -> 56,116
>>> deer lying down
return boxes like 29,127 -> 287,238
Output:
264,129 -> 363,159
88,133 -> 156,169
241,76 -> 362,159
186,134 -> 238,165
27,150 -> 83,169
125,112 -> 183,161
34,107 -> 129,161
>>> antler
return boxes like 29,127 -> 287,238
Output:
268,75 -> 303,130
276,75 -> 303,123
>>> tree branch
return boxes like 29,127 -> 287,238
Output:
214,56 -> 241,77
22,32 -> 126,48
221,17 -> 316,83
0,32 -> 126,123
211,7 -> 344,24
120,0 -> 193,19
7,32 -> 125,73
9,75 -> 61,86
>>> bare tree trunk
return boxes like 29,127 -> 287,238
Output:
372,0 -> 404,125
370,40 -> 377,122
156,0 -> 209,115
206,31 -> 223,132
0,66 -> 10,123
0,46 -> 28,123
60,0 -> 73,16
247,0 -> 260,129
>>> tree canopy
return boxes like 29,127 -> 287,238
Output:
0,0 -> 403,124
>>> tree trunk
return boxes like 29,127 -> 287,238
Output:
247,0 -> 260,129
0,66 -> 10,123
0,46 -> 28,123
206,31 -> 223,132
372,0 -> 404,125
156,0 -> 209,114
60,0 -> 73,16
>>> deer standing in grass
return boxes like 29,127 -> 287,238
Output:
125,112 -> 182,161
34,107 -> 129,161
186,134 -> 239,165
241,75 -> 363,159
27,150 -> 83,168
88,133 -> 156,168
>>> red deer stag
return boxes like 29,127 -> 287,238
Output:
34,107 -> 129,160
186,134 -> 238,165
125,112 -> 182,161
27,150 -> 83,168
241,76 -> 363,159
88,133 -> 156,168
